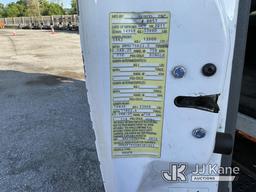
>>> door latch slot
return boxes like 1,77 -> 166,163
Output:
174,94 -> 220,113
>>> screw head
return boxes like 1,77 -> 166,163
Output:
192,128 -> 206,139
172,66 -> 186,78
202,63 -> 217,77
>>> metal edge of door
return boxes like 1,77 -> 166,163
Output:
218,0 -> 251,192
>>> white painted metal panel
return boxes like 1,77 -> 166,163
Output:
78,0 -> 240,191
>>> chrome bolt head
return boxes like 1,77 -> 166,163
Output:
172,66 -> 186,78
192,128 -> 206,139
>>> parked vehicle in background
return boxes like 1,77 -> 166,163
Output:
0,15 -> 78,31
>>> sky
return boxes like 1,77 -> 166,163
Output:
1,0 -> 72,8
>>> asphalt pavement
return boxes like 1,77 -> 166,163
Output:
0,29 -> 104,192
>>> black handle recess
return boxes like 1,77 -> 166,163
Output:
214,132 -> 234,155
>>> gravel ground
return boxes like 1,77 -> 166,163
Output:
0,29 -> 104,192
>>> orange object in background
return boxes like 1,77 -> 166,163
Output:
0,21 -> 5,29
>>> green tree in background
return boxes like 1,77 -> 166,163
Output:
0,3 -> 5,18
70,0 -> 77,14
39,0 -> 49,14
39,0 -> 49,5
41,3 -> 65,16
26,0 -> 40,16
15,0 -> 27,16
5,2 -> 26,17
0,0 -> 68,18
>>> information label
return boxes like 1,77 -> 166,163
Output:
110,12 -> 171,158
